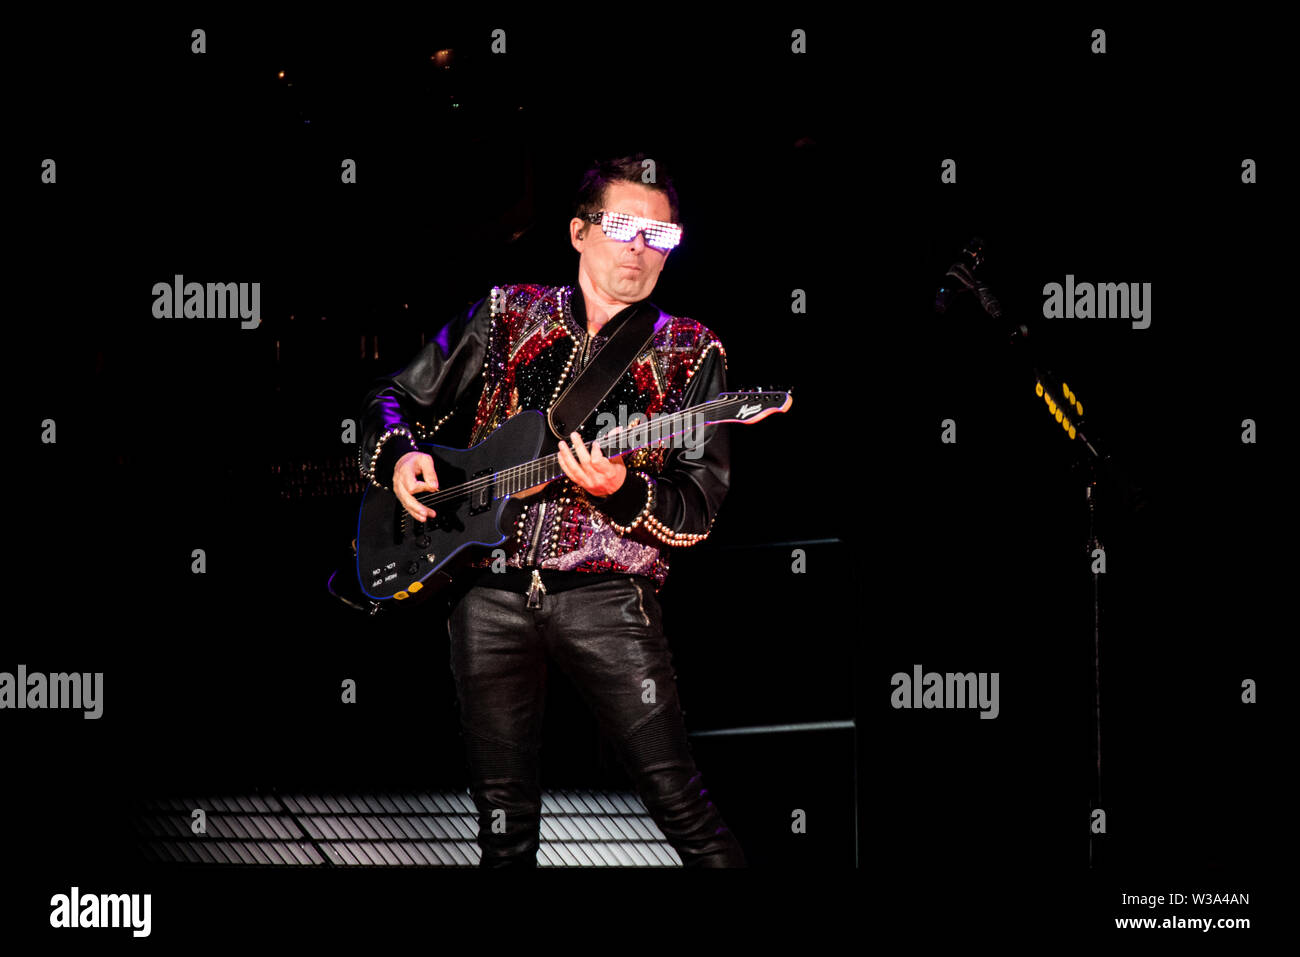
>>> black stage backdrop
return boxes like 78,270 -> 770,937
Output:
7,10 -> 1283,945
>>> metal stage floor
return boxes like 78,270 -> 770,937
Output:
135,789 -> 684,867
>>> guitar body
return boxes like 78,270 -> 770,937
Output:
354,410 -> 546,606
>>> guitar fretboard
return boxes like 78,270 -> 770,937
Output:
494,398 -> 731,496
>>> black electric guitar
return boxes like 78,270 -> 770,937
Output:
332,389 -> 791,613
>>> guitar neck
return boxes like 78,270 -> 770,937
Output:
494,400 -> 721,496
502,390 -> 792,497
410,390 -> 788,502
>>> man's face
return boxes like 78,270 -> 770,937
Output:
571,180 -> 675,305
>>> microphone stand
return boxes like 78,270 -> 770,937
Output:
944,259 -> 1142,871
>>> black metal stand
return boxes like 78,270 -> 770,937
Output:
1017,340 -> 1114,872
939,239 -> 1141,872
1087,477 -> 1102,869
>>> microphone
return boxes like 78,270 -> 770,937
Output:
934,236 -> 987,315
936,235 -> 1012,331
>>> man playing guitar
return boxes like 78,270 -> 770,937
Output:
358,154 -> 746,867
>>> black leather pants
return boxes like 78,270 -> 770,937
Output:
446,574 -> 746,867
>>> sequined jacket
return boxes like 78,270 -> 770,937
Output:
358,283 -> 730,589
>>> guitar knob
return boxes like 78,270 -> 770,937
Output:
406,561 -> 420,574
416,536 -> 430,548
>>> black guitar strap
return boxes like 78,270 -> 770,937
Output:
547,299 -> 662,441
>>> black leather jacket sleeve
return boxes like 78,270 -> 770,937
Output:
590,343 -> 731,545
358,294 -> 492,490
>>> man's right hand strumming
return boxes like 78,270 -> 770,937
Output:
394,451 -> 439,522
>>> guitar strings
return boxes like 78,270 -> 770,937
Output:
388,396 -> 745,509
408,396 -> 737,507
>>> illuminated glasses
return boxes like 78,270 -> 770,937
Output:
583,210 -> 682,251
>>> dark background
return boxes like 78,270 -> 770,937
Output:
7,10 -> 1282,943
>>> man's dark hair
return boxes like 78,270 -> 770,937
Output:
574,153 -> 680,238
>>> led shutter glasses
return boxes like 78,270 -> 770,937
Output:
584,211 -> 682,251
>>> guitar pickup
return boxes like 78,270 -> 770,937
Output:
469,468 -> 494,515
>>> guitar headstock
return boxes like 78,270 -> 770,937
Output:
596,388 -> 794,455
707,389 -> 793,425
